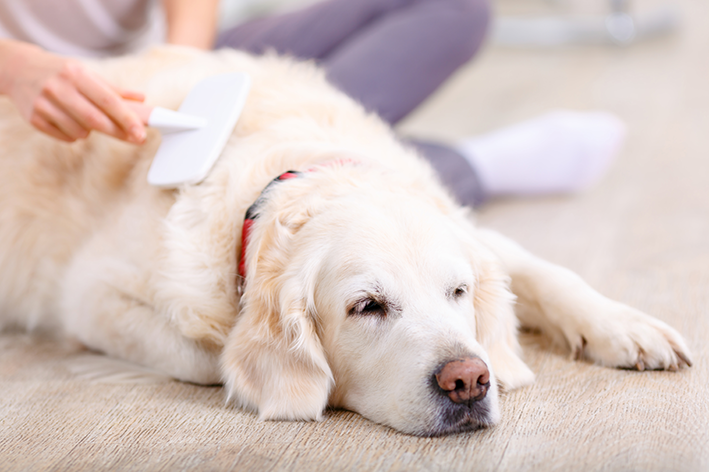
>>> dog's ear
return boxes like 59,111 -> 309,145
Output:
472,255 -> 535,390
221,191 -> 333,421
454,214 -> 535,391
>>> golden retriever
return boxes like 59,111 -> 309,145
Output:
0,46 -> 692,436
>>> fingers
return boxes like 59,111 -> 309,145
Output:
31,95 -> 89,142
29,110 -> 76,143
41,62 -> 146,144
15,53 -> 148,144
125,101 -> 153,125
67,66 -> 145,143
114,86 -> 145,103
40,79 -> 125,139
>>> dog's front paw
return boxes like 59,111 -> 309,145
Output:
569,302 -> 692,371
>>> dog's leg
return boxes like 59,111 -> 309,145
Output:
60,270 -> 222,385
476,229 -> 692,370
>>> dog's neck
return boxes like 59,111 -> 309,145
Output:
238,158 -> 359,281
238,170 -> 303,279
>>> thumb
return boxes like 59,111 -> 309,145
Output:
125,100 -> 153,126
114,86 -> 145,103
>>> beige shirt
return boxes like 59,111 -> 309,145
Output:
0,0 -> 165,57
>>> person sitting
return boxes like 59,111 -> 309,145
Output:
0,0 -> 625,206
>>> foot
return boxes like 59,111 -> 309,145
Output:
569,301 -> 692,372
457,110 -> 626,196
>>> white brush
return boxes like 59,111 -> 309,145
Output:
146,72 -> 251,188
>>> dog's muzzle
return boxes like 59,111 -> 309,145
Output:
428,356 -> 494,436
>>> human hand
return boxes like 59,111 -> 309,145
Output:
0,41 -> 147,143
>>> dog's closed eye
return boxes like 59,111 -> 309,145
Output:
348,298 -> 387,318
449,284 -> 468,300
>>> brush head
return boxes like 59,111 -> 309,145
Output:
147,72 -> 251,188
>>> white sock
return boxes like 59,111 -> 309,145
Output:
456,110 -> 626,196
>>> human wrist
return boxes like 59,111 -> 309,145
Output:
0,40 -> 44,95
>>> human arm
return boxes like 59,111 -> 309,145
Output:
163,0 -> 220,49
0,39 -> 149,143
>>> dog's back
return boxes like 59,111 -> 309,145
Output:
0,92 -> 147,328
0,46 -> 447,335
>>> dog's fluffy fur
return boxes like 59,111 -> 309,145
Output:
0,47 -> 692,436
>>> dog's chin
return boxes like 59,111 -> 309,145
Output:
380,398 -> 498,437
433,399 -> 497,436
405,395 -> 498,437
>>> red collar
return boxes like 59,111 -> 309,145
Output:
237,158 -> 359,281
238,170 -> 302,279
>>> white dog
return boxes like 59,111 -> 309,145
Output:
0,47 -> 692,436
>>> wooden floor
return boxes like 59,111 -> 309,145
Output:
2,0 -> 708,470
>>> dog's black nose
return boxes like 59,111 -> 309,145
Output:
435,357 -> 490,404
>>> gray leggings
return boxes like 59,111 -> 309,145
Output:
216,0 -> 490,206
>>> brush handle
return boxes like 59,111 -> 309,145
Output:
147,107 -> 208,133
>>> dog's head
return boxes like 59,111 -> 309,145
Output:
222,162 -> 534,436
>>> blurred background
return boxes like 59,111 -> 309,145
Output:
217,0 -> 704,144
216,0 -> 708,272
210,0 -> 709,292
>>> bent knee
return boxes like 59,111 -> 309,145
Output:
448,0 -> 492,45
425,0 -> 491,29
417,0 -> 492,58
